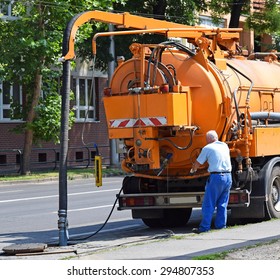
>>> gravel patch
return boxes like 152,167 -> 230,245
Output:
224,239 -> 280,260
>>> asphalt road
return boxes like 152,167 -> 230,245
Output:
2,176 -> 280,262
0,177 -> 139,247
0,176 -> 203,256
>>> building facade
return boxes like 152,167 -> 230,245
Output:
0,64 -> 110,173
0,1 -> 111,173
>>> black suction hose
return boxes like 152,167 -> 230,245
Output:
68,184 -> 124,242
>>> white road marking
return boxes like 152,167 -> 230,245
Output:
0,190 -> 23,194
0,189 -> 119,204
51,204 -> 113,213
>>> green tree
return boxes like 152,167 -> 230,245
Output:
0,0 -> 122,174
113,0 -> 207,24
207,0 -> 280,50
110,0 -> 279,57
102,0 -> 208,63
246,0 -> 280,35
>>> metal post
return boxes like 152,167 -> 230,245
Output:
58,59 -> 70,246
108,24 -> 115,82
108,24 -> 119,166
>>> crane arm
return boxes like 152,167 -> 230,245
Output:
61,9 -> 242,66
62,10 -> 191,61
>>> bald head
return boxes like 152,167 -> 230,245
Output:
206,130 -> 218,143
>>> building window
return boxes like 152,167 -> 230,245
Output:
16,154 -> 21,165
56,152 -> 60,162
75,151 -> 83,162
199,16 -> 225,28
38,153 -> 47,163
71,77 -> 99,122
0,0 -> 17,20
0,155 -> 7,165
0,81 -> 23,121
91,151 -> 96,161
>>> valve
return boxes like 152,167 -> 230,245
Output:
157,153 -> 173,176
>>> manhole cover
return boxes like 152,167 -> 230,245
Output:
3,243 -> 47,255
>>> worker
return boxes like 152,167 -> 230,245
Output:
190,130 -> 232,233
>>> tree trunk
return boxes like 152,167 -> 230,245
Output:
153,0 -> 167,18
21,71 -> 42,175
229,0 -> 246,28
21,3 -> 45,175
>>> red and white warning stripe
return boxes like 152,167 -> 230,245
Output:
109,117 -> 167,128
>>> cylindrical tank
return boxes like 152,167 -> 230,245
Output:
162,51 -> 280,135
108,44 -> 280,177
226,59 -> 280,112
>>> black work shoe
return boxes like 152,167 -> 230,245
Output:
192,228 -> 201,234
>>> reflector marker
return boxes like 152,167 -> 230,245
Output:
95,155 -> 102,187
109,117 -> 167,128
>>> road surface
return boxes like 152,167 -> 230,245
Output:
2,176 -> 279,261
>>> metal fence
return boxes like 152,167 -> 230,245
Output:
0,145 -> 110,175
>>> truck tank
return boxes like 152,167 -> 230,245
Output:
106,44 -> 280,176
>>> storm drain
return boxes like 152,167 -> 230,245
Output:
2,243 -> 47,255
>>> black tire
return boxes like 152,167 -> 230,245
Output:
142,208 -> 192,228
142,218 -> 164,228
266,166 -> 280,218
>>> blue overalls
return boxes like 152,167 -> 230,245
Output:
199,172 -> 232,232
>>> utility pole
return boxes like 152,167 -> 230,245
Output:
108,24 -> 119,167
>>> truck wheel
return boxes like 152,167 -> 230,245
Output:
266,166 -> 280,218
142,208 -> 192,228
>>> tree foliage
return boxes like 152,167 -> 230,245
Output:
32,91 -> 75,144
0,0 -> 123,174
207,0 -> 280,37
246,0 -> 280,35
113,0 -> 208,24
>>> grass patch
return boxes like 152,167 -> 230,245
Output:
170,235 -> 186,240
192,251 -> 229,260
0,167 -> 125,182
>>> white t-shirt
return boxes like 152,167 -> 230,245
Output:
196,141 -> 232,173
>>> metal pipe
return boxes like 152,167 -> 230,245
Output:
250,112 -> 280,120
92,27 -> 242,55
247,52 -> 280,60
58,16 -> 76,246
58,59 -> 70,246
226,63 -> 254,168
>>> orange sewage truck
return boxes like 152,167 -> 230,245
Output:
62,10 -> 280,227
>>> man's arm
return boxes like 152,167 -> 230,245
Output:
190,160 -> 201,174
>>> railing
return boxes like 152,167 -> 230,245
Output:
0,145 -> 111,175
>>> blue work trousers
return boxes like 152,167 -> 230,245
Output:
199,173 -> 232,232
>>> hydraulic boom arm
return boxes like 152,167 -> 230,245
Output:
62,10 -> 241,62
62,10 -> 191,61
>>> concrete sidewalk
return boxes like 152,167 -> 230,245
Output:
74,219 -> 280,260
1,216 -> 280,260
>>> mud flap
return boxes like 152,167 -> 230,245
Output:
230,196 -> 265,219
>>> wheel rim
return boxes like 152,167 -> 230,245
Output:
271,176 -> 280,212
